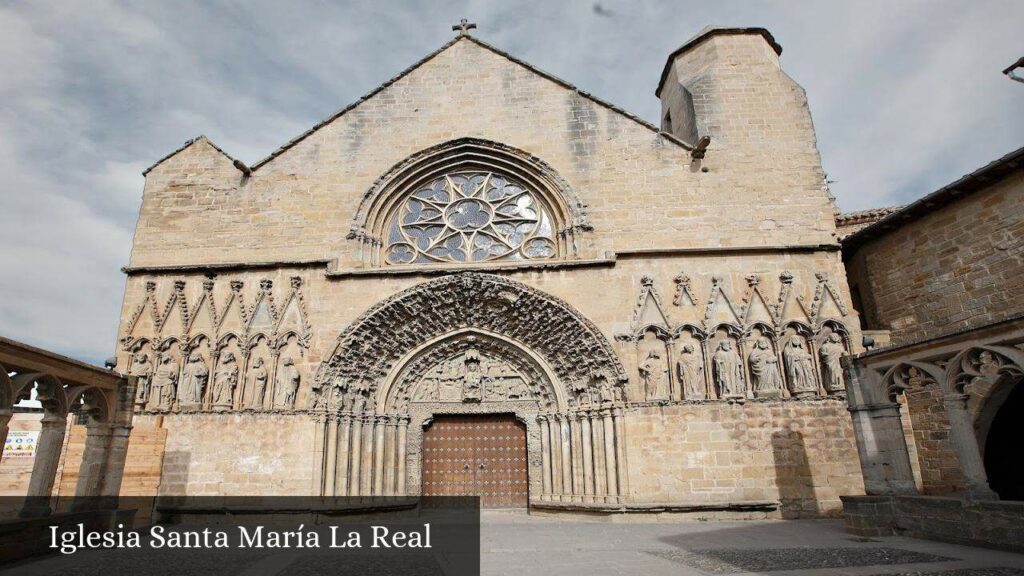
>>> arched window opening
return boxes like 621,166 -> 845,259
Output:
383,171 -> 558,265
983,378 -> 1024,500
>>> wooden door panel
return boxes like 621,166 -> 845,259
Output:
422,414 -> 527,508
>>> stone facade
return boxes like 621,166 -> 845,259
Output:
114,28 -> 864,514
841,146 -> 1024,548
845,166 -> 1024,345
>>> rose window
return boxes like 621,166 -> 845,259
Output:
384,172 -> 557,264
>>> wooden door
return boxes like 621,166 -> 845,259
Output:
421,414 -> 528,508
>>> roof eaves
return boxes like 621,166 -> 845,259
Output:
249,34 -> 695,172
841,145 -> 1024,256
250,36 -> 462,171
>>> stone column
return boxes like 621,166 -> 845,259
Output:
360,414 -> 375,496
538,415 -> 552,500
324,415 -> 339,496
335,414 -> 352,497
397,417 -> 409,496
580,413 -> 594,503
845,363 -> 916,494
0,409 -> 11,464
944,393 -> 998,499
73,422 -> 113,505
373,416 -> 386,496
569,413 -> 583,501
383,416 -> 398,496
312,413 -> 328,496
96,375 -> 137,503
20,413 -> 68,517
549,415 -> 563,499
612,407 -> 629,500
590,412 -> 606,501
348,415 -> 363,496
559,415 -> 572,502
602,409 -> 618,500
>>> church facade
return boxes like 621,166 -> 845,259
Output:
115,26 -> 864,515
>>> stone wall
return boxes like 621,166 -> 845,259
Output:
845,170 -> 1024,344
842,494 -> 1024,553
625,399 -> 862,517
134,414 -> 315,496
903,386 -> 966,495
131,36 -> 839,270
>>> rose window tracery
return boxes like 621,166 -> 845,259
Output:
384,172 -> 557,264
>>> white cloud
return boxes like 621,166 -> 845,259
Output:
0,0 -> 1021,363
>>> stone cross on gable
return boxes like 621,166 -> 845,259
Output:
452,18 -> 477,36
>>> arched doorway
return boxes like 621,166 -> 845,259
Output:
422,414 -> 527,508
983,379 -> 1024,500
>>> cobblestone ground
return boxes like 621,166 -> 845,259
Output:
3,514 -> 1022,576
479,513 -> 1024,576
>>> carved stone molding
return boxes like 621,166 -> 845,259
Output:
314,273 -> 628,411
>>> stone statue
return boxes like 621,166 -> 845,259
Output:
818,333 -> 845,395
639,348 -> 669,401
712,340 -> 744,401
597,377 -> 614,405
211,352 -> 239,411
748,337 -> 783,398
150,353 -> 179,411
129,352 -> 152,407
275,356 -> 301,409
676,343 -> 705,400
462,351 -> 483,402
246,357 -> 268,409
178,352 -> 209,409
784,336 -> 818,398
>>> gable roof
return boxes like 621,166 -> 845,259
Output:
249,34 -> 694,171
142,135 -> 241,176
841,145 -> 1024,257
655,26 -> 782,98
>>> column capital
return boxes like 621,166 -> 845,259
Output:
943,393 -> 970,408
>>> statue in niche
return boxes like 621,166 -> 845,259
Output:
712,341 -> 745,401
150,353 -> 179,411
676,343 -> 706,400
748,337 -> 783,398
211,352 -> 239,411
246,357 -> 269,409
130,352 -> 153,407
462,350 -> 483,402
639,348 -> 670,401
783,336 -> 818,398
275,356 -> 301,409
178,352 -> 209,409
818,333 -> 846,395
594,376 -> 612,405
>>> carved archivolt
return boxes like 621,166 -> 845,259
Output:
347,138 -> 591,266
622,272 -> 852,403
121,276 -> 312,414
314,272 -> 628,412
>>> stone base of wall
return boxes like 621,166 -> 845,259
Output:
529,499 -> 780,522
841,494 -> 1024,552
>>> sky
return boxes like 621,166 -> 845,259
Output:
1,0 -> 1021,365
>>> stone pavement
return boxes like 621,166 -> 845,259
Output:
480,512 -> 1024,576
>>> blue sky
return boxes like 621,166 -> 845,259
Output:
1,0 -> 1021,364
